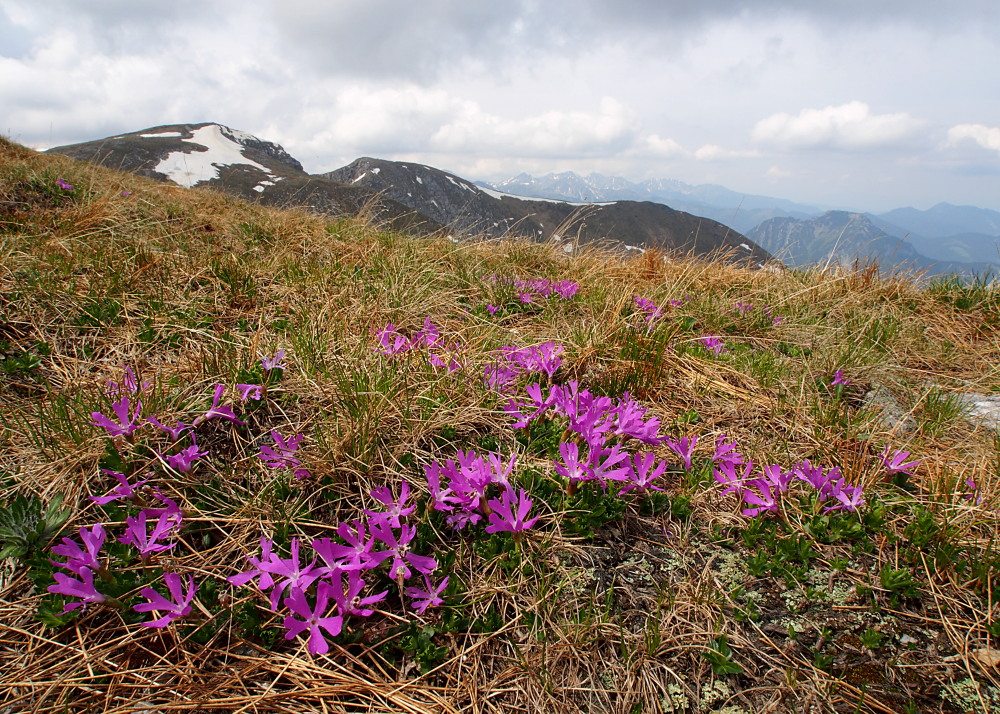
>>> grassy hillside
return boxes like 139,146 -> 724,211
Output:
2,135 -> 1000,713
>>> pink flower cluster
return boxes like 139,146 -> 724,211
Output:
506,381 -> 672,495
487,275 -> 579,301
260,430 -> 310,480
230,481 -> 447,654
375,317 -> 462,372
711,436 -> 868,516
48,471 -> 194,626
484,341 -> 563,392
424,450 -> 538,534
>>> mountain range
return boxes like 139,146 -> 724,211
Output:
44,123 -> 772,267
43,122 -> 1000,277
486,172 -> 1000,277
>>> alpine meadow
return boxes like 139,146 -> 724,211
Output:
4,133 -> 1000,714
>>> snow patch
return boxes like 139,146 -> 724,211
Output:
563,244 -> 574,254
352,172 -> 368,183
371,167 -> 381,175
140,132 -> 183,138
446,175 -> 475,192
739,243 -> 752,251
477,185 -> 613,206
416,176 -> 423,184
153,124 -> 276,189
625,245 -> 646,254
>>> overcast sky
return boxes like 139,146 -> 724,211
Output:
3,0 -> 999,212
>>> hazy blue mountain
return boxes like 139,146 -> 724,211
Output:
486,171 -> 822,233
866,204 -> 1000,266
748,211 -> 997,278
876,203 -> 1000,238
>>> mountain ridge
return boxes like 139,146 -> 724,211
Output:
46,124 -> 774,267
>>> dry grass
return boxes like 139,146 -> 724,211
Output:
2,136 -> 1000,712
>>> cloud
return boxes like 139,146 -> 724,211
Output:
264,1 -> 998,83
765,165 -> 791,179
643,134 -> 685,158
434,97 -> 638,157
693,144 -> 760,161
751,101 -> 922,151
292,87 -> 639,160
947,124 -> 1000,156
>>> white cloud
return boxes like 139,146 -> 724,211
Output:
946,124 -> 1000,156
643,134 -> 685,157
294,87 -> 640,160
751,101 -> 922,150
433,96 -> 638,157
765,165 -> 791,179
693,144 -> 760,161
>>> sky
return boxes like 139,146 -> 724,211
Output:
2,0 -> 999,213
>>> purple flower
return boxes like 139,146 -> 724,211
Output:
830,370 -> 851,388
375,324 -> 412,355
484,363 -> 522,392
590,444 -> 632,491
712,435 -> 744,467
962,478 -> 983,505
794,460 -> 830,493
618,452 -> 668,495
413,316 -> 442,349
485,488 -> 539,534
134,572 -> 197,628
236,383 -> 264,402
105,366 -> 150,396
147,492 -> 184,530
228,536 -> 277,590
312,520 -> 381,573
552,280 -> 579,299
554,441 -> 592,485
881,447 -> 920,476
365,481 -> 416,528
282,583 -> 343,655
119,510 -> 178,558
734,302 -> 753,315
56,178 -> 74,191
824,483 -> 865,513
611,394 -> 662,444
663,435 -> 697,471
146,417 -> 191,441
262,349 -> 287,372
698,335 -> 729,356
159,438 -> 208,474
194,384 -> 244,426
47,568 -> 105,613
90,469 -> 150,505
259,431 -> 303,468
369,522 -> 435,581
259,430 -> 309,479
406,574 -> 449,615
714,459 -> 754,496
90,396 -> 142,437
634,296 -> 666,325
424,462 -> 459,512
486,304 -> 499,315
759,463 -> 794,494
51,524 -> 106,575
330,569 -> 387,618
741,479 -> 779,517
257,538 -> 321,611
